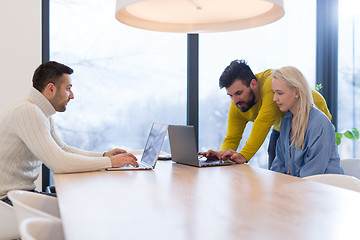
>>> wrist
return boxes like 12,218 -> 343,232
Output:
239,153 -> 248,163
235,153 -> 247,164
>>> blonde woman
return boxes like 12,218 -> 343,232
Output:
270,66 -> 343,177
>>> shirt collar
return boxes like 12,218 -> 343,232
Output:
27,87 -> 56,117
284,110 -> 293,119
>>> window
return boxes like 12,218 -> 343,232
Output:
51,0 -> 318,170
50,0 -> 186,154
338,0 -> 360,158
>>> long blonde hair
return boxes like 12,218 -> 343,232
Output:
272,66 -> 313,149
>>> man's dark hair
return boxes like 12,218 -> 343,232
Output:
32,61 -> 73,92
219,59 -> 257,89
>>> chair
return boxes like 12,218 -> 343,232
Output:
7,190 -> 61,225
19,217 -> 64,240
0,200 -> 20,240
45,186 -> 56,194
303,174 -> 360,192
340,158 -> 360,179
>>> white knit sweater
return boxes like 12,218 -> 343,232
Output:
0,88 -> 111,198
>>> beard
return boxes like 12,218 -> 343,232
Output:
235,89 -> 256,112
50,92 -> 69,112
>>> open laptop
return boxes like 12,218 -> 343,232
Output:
107,123 -> 168,171
168,125 -> 235,167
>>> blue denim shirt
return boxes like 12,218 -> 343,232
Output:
270,106 -> 344,178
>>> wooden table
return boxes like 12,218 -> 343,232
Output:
54,161 -> 360,240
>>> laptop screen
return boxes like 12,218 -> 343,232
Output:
141,123 -> 168,167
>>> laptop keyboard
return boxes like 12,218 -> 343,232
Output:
198,156 -> 234,166
123,162 -> 150,168
139,162 -> 150,168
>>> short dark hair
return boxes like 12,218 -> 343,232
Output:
219,59 -> 257,89
32,61 -> 73,92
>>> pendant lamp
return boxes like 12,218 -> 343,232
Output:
115,0 -> 284,33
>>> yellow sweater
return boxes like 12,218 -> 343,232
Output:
219,69 -> 331,161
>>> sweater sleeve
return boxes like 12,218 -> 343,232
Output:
10,104 -> 111,174
219,102 -> 248,151
312,89 -> 332,120
49,118 -> 104,157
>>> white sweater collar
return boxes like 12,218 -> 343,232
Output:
27,87 -> 56,117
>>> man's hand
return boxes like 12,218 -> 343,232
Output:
198,149 -> 221,161
104,148 -> 127,157
219,149 -> 247,164
110,153 -> 139,168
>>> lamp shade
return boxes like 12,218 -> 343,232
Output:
115,0 -> 284,33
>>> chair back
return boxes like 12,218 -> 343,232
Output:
340,158 -> 360,179
0,200 -> 20,240
8,190 -> 61,225
20,217 -> 64,240
304,174 -> 360,192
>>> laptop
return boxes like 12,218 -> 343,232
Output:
107,123 -> 168,171
168,125 -> 235,167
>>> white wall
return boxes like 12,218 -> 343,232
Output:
0,0 -> 42,111
0,0 -> 42,189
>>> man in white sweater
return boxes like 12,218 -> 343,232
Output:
0,61 -> 138,204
